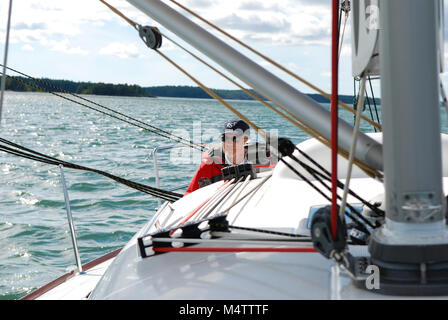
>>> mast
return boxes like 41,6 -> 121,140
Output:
126,0 -> 383,172
367,0 -> 448,295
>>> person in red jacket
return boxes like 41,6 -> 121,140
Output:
184,119 -> 250,195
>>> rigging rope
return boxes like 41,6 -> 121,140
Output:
97,0 -> 269,144
0,68 -> 205,152
363,88 -> 377,133
99,0 -> 139,30
226,225 -> 309,238
157,29 -> 382,180
338,4 -> 349,59
95,0 -> 380,253
159,30 -> 369,175
292,146 -> 384,217
167,0 -> 382,132
0,137 -> 182,202
368,76 -> 381,126
338,75 -> 368,220
154,49 -> 268,141
98,0 -> 383,180
354,76 -> 381,131
279,155 -> 372,233
96,0 -> 383,235
150,12 -> 382,181
160,33 -> 319,139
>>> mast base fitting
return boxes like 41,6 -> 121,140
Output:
357,238 -> 448,296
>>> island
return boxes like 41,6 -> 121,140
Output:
4,76 -> 380,104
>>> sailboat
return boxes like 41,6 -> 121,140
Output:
15,0 -> 448,299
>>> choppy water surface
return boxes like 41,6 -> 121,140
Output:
0,91 -> 446,299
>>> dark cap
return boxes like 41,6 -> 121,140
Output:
222,119 -> 250,137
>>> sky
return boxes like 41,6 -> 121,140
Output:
0,0 -> 447,97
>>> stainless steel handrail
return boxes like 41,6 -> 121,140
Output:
59,165 -> 84,274
55,145 -> 193,273
149,143 -> 197,207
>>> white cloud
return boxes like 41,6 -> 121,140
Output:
185,0 -> 218,8
21,44 -> 34,52
0,0 -> 381,94
50,39 -> 88,55
99,42 -> 141,59
0,0 -> 150,44
0,0 -> 334,49
101,0 -> 330,47
13,22 -> 47,31
214,13 -> 291,33
238,1 -> 283,11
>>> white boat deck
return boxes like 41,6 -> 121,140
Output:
26,134 -> 448,300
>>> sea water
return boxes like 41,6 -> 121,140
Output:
0,91 -> 445,299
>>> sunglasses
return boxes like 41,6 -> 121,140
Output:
221,134 -> 246,143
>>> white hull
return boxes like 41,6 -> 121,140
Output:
22,249 -> 120,300
27,133 -> 448,299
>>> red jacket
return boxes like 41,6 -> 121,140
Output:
184,142 -> 276,196
184,161 -> 224,195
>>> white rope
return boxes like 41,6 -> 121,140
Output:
194,178 -> 237,221
223,174 -> 272,223
211,175 -> 248,217
0,0 -> 13,126
338,75 -> 368,220
163,180 -> 233,230
338,9 -> 349,59
230,174 -> 252,207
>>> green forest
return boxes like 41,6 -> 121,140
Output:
4,76 -> 379,104
5,76 -> 152,97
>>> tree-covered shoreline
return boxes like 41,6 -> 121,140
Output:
4,76 -> 380,104
4,76 -> 152,97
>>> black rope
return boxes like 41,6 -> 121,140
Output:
353,76 -> 381,132
0,67 -> 205,152
288,155 -> 377,229
293,146 -> 384,217
279,157 -> 372,234
353,79 -> 358,123
368,76 -> 381,126
0,137 -> 182,202
293,157 -> 375,230
0,143 -> 180,202
0,145 -> 180,202
228,225 -> 309,238
364,88 -> 378,132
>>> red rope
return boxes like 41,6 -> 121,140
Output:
153,247 -> 317,253
331,0 -> 339,240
